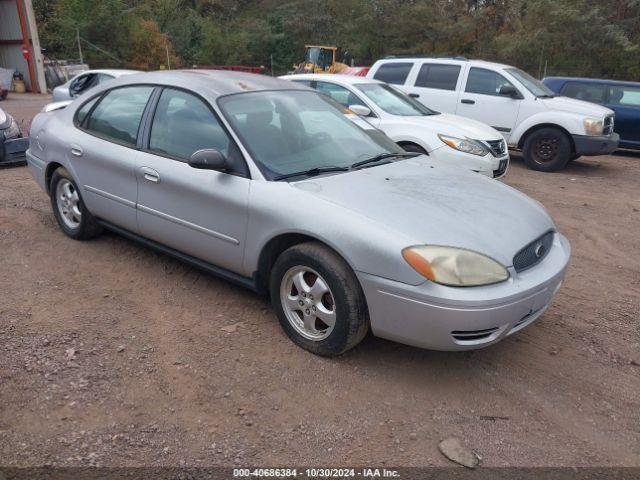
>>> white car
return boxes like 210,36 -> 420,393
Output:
367,57 -> 619,172
281,74 -> 509,178
52,69 -> 140,102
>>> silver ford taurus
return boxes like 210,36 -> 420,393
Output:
26,70 -> 571,356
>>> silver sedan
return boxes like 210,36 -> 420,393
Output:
26,71 -> 570,356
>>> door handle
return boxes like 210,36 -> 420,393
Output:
70,144 -> 83,157
409,93 -> 420,98
140,166 -> 160,183
461,99 -> 475,105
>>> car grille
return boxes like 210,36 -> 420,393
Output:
485,139 -> 506,157
603,115 -> 614,135
512,231 -> 554,272
493,159 -> 508,178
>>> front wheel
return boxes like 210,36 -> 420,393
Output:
522,128 -> 571,172
270,242 -> 369,356
50,167 -> 102,240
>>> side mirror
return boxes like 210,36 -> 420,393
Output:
348,104 -> 372,117
499,85 -> 520,98
188,149 -> 228,171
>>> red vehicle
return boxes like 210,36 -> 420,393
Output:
193,65 -> 266,74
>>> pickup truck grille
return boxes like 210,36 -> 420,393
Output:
485,139 -> 506,157
603,115 -> 614,135
513,231 -> 554,272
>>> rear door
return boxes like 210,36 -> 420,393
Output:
456,66 -> 522,141
71,85 -> 155,232
135,87 -> 250,273
404,61 -> 463,113
604,84 -> 640,148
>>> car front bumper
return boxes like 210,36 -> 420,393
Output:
572,133 -> 619,156
0,136 -> 28,166
356,233 -> 571,351
430,146 -> 509,179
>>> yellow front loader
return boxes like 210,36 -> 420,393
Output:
293,45 -> 349,74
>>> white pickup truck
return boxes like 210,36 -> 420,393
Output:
367,57 -> 619,171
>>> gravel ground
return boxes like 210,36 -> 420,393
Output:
0,94 -> 639,468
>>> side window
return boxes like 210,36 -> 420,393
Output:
314,82 -> 367,108
372,62 -> 413,85
608,85 -> 640,107
84,86 -> 154,146
291,80 -> 312,87
149,88 -> 231,160
560,82 -> 607,104
415,64 -> 460,90
75,96 -> 100,126
465,68 -> 516,96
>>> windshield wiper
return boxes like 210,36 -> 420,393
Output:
273,166 -> 350,181
350,152 -> 419,169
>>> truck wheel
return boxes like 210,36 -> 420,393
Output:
50,167 -> 102,240
270,242 -> 370,356
523,128 -> 571,172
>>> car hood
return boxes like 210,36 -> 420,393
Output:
292,157 -> 554,267
541,96 -> 613,117
402,113 -> 503,141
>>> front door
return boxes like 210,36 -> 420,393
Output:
605,84 -> 640,148
455,67 -> 522,142
135,87 -> 250,273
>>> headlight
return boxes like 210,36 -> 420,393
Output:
583,117 -> 603,136
402,245 -> 509,287
3,117 -> 20,139
438,134 -> 488,156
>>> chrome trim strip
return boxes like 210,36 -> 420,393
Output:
84,185 -> 135,208
137,204 -> 239,245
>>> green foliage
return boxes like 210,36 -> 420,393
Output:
34,0 -> 640,79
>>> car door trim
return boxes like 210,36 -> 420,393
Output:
84,185 -> 136,208
97,219 -> 256,291
136,203 -> 240,245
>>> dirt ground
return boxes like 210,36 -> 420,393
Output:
1,94 -> 639,468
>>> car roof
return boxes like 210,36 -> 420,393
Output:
103,70 -> 310,97
280,73 -> 382,86
373,57 -> 513,69
81,69 -> 141,77
543,76 -> 640,87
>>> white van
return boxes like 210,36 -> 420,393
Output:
367,57 -> 619,171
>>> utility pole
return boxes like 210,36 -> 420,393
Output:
76,28 -> 83,64
270,54 -> 274,76
166,44 -> 171,70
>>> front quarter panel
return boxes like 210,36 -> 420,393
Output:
243,180 -> 427,286
510,108 -> 587,146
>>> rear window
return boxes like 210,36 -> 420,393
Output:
608,85 -> 640,107
373,63 -> 413,85
560,82 -> 607,104
415,64 -> 460,90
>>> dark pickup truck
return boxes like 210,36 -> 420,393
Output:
543,76 -> 640,151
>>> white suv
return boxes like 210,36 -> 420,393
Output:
367,57 -> 619,172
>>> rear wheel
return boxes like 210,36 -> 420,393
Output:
270,242 -> 369,356
50,167 -> 102,240
523,128 -> 571,172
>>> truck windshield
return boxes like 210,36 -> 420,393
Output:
356,83 -> 437,116
506,68 -> 556,97
218,90 -> 403,180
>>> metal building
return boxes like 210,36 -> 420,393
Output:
0,0 -> 46,93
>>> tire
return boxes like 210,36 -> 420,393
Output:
400,142 -> 428,155
269,242 -> 369,356
522,128 -> 571,172
49,167 -> 102,240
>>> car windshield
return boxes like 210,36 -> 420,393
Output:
506,68 -> 556,97
355,83 -> 437,116
218,90 -> 404,180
